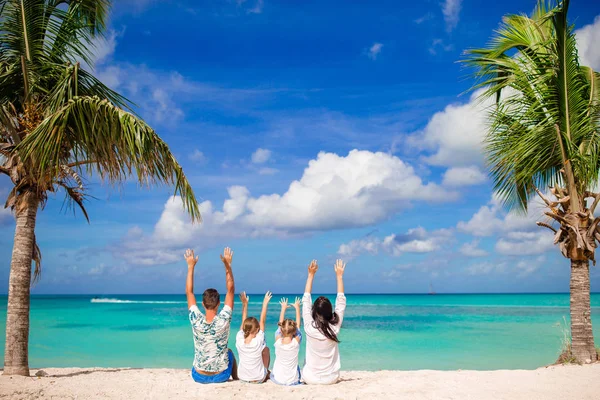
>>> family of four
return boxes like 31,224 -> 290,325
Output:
184,247 -> 347,385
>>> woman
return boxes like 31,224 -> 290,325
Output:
301,259 -> 347,385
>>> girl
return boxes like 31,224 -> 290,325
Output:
271,297 -> 302,386
302,259 -> 347,385
236,291 -> 272,383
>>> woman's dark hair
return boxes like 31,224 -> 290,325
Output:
311,296 -> 340,343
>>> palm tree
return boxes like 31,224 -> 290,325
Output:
1,0 -> 200,375
464,0 -> 599,363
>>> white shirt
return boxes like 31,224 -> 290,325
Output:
273,337 -> 301,385
235,330 -> 267,382
302,293 -> 347,385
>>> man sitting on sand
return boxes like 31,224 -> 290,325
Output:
185,247 -> 238,383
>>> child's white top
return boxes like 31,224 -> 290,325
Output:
235,330 -> 266,381
273,335 -> 301,385
302,293 -> 346,385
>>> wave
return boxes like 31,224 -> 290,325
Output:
90,298 -> 185,304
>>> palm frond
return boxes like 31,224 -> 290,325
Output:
18,95 -> 201,221
462,0 -> 600,213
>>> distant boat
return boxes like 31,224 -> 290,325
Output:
428,282 -> 436,295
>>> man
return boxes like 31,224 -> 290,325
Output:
185,247 -> 238,383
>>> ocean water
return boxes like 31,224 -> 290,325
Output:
1,294 -> 600,371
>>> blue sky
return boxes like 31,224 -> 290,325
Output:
2,0 -> 600,294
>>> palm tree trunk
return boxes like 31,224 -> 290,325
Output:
569,258 -> 598,363
3,191 -> 39,376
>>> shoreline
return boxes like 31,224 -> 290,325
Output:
2,365 -> 600,400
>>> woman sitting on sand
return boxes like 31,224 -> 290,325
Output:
301,259 -> 347,385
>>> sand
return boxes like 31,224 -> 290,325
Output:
1,365 -> 599,400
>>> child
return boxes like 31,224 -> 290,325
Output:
236,291 -> 272,383
271,297 -> 302,386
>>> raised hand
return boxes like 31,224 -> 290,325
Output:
279,297 -> 289,310
264,291 -> 273,304
220,247 -> 233,267
184,249 -> 199,268
292,296 -> 301,311
308,259 -> 319,275
334,259 -> 346,277
240,291 -> 249,305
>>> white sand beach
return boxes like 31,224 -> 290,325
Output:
1,364 -> 599,400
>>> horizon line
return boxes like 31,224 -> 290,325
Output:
3,292 -> 600,296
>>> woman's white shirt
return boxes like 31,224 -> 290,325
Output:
235,330 -> 267,382
301,293 -> 346,385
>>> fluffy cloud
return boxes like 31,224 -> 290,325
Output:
368,43 -> 383,60
576,15 -> 600,71
189,149 -> 207,164
413,15 -> 600,171
459,240 -> 488,257
495,231 -> 553,256
464,255 -> 545,276
115,150 -> 455,265
338,227 -> 453,259
458,196 -> 554,255
251,148 -> 272,164
442,0 -> 462,32
442,166 -> 487,187
410,90 -> 487,168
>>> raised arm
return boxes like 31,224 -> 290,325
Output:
260,291 -> 272,332
293,297 -> 301,328
334,259 -> 346,294
239,292 -> 249,331
334,259 -> 347,322
279,298 -> 289,324
220,247 -> 235,310
184,249 -> 199,309
304,260 -> 318,294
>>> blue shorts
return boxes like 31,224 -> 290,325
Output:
191,349 -> 235,384
271,366 -> 302,386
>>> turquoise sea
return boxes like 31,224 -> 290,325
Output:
1,294 -> 600,371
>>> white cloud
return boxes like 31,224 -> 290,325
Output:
151,88 -> 184,122
258,167 -> 278,175
338,237 -> 380,259
459,240 -> 488,257
442,166 -> 486,187
242,150 -> 453,231
576,15 -> 600,71
415,13 -> 434,24
410,90 -> 488,168
115,150 -> 456,265
78,29 -> 119,72
0,206 -> 13,225
458,196 -> 554,256
457,196 -> 542,237
251,148 -> 272,164
495,231 -> 553,256
189,149 -> 207,164
442,0 -> 462,32
429,38 -> 454,55
338,227 -> 453,259
368,43 -> 384,60
248,0 -> 264,14
465,261 -> 506,276
465,255 -> 545,276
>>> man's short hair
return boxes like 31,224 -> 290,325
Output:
202,289 -> 220,310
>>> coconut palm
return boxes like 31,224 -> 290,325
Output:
1,0 -> 200,375
464,0 -> 599,363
